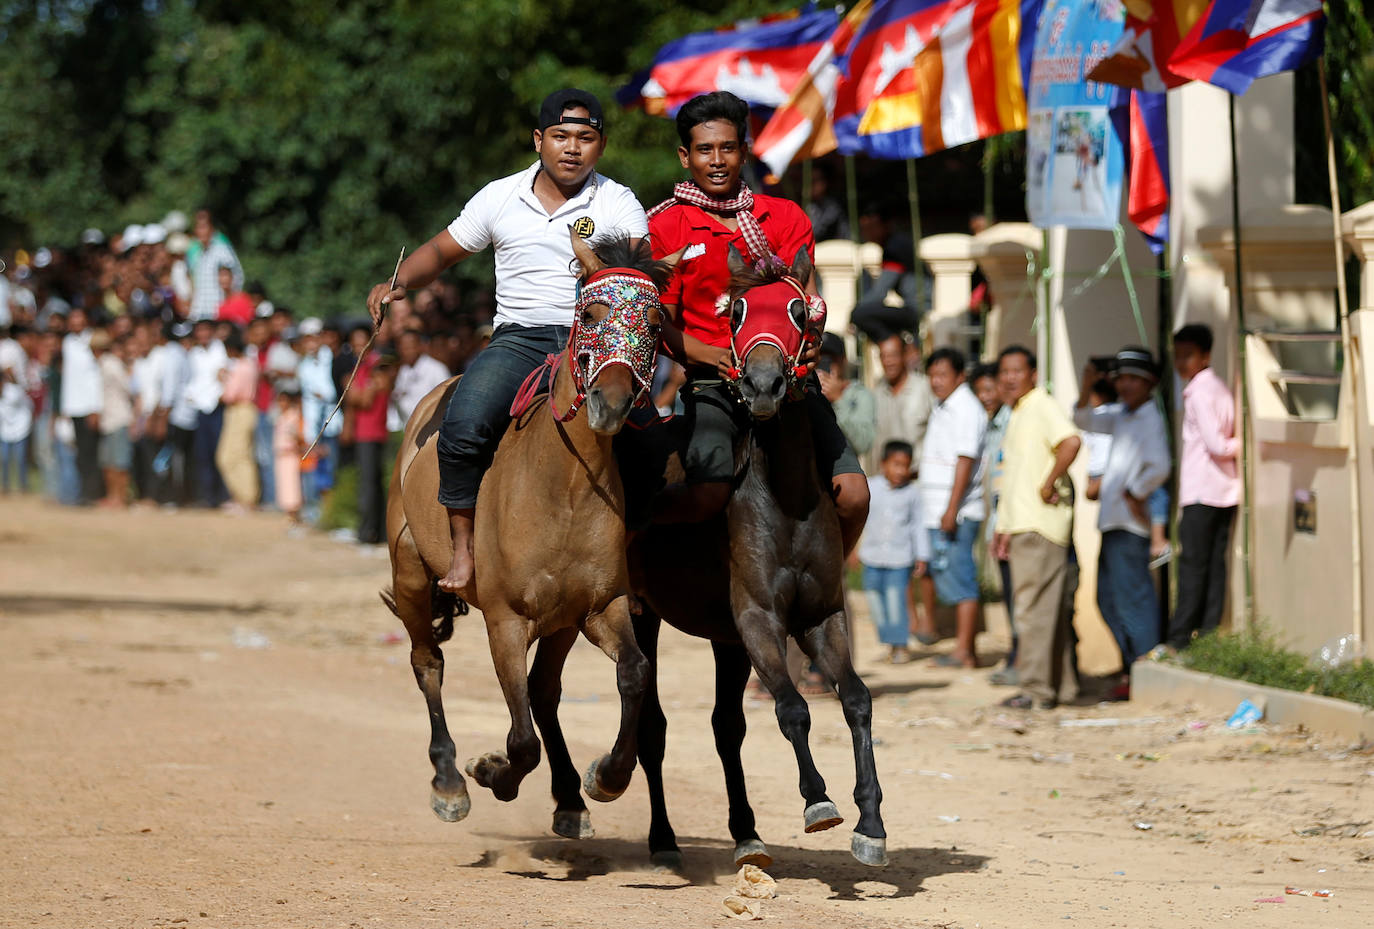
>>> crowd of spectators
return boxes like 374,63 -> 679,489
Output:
819,321 -> 1238,708
0,209 -> 497,546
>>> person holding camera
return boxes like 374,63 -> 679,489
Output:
1073,348 -> 1171,692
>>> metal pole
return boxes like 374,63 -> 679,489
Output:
1318,55 -> 1364,636
1228,94 -> 1255,627
844,155 -> 861,245
906,158 -> 925,324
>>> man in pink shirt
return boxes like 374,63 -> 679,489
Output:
1168,324 -> 1240,650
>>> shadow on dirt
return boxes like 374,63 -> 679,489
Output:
0,594 -> 270,615
467,834 -> 989,899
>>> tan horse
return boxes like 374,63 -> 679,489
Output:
382,234 -> 674,838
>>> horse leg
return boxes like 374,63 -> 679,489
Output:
711,640 -> 771,868
465,611 -> 541,802
578,595 -> 649,803
800,611 -> 888,867
528,626 -> 593,840
632,610 -> 681,869
736,607 -> 842,836
392,530 -> 470,822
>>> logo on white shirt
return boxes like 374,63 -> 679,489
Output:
682,242 -> 706,260
571,216 -> 596,238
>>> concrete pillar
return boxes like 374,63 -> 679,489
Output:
1200,205 -> 1355,651
1341,202 -> 1374,651
1169,74 -> 1295,387
919,233 -> 977,351
971,222 -> 1043,360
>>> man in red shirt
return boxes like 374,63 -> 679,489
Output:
215,266 -> 256,326
646,91 -> 868,552
348,349 -> 395,545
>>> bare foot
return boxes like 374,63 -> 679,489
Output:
439,508 -> 475,593
438,545 -> 472,593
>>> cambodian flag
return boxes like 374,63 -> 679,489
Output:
1110,87 -> 1170,254
831,0 -> 1042,160
617,5 -> 842,117
1168,0 -> 1325,95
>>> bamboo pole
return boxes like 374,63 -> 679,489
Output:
1227,95 -> 1255,626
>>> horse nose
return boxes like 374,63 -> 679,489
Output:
748,371 -> 786,400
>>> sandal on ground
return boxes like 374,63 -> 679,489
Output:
988,667 -> 1019,687
932,653 -> 976,669
912,631 -> 940,646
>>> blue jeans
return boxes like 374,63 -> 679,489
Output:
254,408 -> 276,508
929,519 -> 983,605
1,437 -> 28,492
1097,529 -> 1159,667
56,434 -> 79,505
862,564 -> 913,647
436,324 -> 570,509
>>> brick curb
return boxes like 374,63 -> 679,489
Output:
1132,661 -> 1374,741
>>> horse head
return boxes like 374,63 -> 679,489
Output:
723,246 -> 815,420
567,231 -> 677,434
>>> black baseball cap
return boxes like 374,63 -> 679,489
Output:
538,89 -> 605,133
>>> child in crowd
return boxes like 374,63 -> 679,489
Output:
859,440 -> 930,663
272,380 -> 304,524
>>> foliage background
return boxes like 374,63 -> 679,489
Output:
0,0 -> 1369,319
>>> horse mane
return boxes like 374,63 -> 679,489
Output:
726,250 -> 812,301
591,237 -> 676,292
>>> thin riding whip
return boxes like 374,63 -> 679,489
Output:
302,246 -> 404,460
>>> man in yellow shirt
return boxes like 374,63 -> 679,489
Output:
992,346 -> 1082,709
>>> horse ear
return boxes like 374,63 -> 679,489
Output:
727,245 -> 749,279
659,246 -> 687,272
789,248 -> 813,287
569,227 -> 604,277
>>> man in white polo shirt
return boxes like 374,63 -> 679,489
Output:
919,347 -> 987,669
367,89 -> 647,591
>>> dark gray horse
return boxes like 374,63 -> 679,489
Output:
630,248 -> 886,870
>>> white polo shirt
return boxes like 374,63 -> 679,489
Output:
446,162 -> 648,329
60,331 -> 103,418
919,381 -> 988,527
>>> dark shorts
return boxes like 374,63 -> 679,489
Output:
681,375 -> 863,485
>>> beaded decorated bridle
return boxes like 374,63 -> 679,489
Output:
511,267 -> 662,423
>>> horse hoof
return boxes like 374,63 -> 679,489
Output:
430,790 -> 471,823
803,801 -> 844,833
733,839 -> 773,869
552,809 -> 594,840
851,833 -> 889,867
582,758 -> 627,804
464,751 -> 507,781
650,850 -> 685,873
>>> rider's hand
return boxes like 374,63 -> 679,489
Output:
366,282 -> 406,328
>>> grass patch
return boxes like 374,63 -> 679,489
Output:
1179,625 -> 1374,710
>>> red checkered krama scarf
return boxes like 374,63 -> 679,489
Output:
648,181 -> 773,263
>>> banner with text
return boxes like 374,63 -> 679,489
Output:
1026,0 -> 1126,230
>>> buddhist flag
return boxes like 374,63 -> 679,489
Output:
617,5 -> 841,117
754,0 -> 876,181
1168,0 -> 1325,94
832,0 -> 1043,160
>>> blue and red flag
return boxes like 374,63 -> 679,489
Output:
1168,0 -> 1325,95
618,5 -> 842,117
831,0 -> 1043,160
1110,87 -> 1170,253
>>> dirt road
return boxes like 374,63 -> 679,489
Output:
2,497 -> 1371,928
